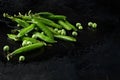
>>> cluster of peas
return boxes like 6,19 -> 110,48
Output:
2,11 -> 97,62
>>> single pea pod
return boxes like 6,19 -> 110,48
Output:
7,42 -> 46,59
47,15 -> 66,20
17,24 -> 35,38
32,17 -> 53,39
22,37 -> 40,43
58,20 -> 72,30
35,32 -> 57,43
37,17 -> 62,29
65,20 -> 77,31
54,35 -> 76,42
35,12 -> 54,17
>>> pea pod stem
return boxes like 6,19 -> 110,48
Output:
54,35 -> 76,42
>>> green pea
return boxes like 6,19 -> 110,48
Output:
61,29 -> 66,35
88,22 -> 93,26
17,24 -> 35,38
19,56 -> 25,62
76,23 -> 81,27
3,45 -> 10,52
92,23 -> 97,28
72,31 -> 78,36
47,27 -> 59,35
22,37 -> 40,43
58,20 -> 72,30
54,35 -> 76,42
78,25 -> 83,30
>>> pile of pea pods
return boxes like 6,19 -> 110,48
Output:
2,10 -> 97,62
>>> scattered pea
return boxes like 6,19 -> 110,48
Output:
92,23 -> 97,28
72,31 -> 78,36
76,23 -> 81,27
88,22 -> 93,26
19,55 -> 25,62
3,45 -> 10,52
78,26 -> 83,30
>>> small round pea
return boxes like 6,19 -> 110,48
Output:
76,23 -> 81,27
72,31 -> 78,36
26,41 -> 32,45
78,26 -> 83,30
19,56 -> 25,62
32,34 -> 37,39
22,40 -> 28,46
88,22 -> 93,26
3,45 -> 10,52
92,23 -> 97,28
61,29 -> 66,35
54,28 -> 59,32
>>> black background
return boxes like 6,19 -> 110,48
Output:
0,0 -> 120,80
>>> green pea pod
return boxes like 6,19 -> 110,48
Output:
35,32 -> 57,43
7,42 -> 46,59
3,13 -> 29,27
32,17 -> 53,39
17,24 -> 35,38
65,20 -> 77,31
58,20 -> 72,30
54,35 -> 76,42
47,15 -> 66,20
37,17 -> 62,29
22,37 -> 40,43
35,12 -> 54,17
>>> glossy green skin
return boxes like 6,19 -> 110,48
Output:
22,37 -> 40,43
32,17 -> 53,39
37,17 -> 62,29
47,15 -> 66,20
65,21 -> 77,31
17,24 -> 35,38
13,18 -> 30,27
54,35 -> 76,42
58,20 -> 72,30
35,32 -> 57,43
10,42 -> 46,56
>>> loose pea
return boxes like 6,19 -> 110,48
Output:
72,31 -> 78,36
76,23 -> 81,27
78,25 -> 83,30
92,23 -> 97,28
88,22 -> 93,26
3,45 -> 10,52
19,56 -> 25,62
17,24 -> 35,38
54,35 -> 76,42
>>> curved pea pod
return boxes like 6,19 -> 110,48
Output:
32,17 -> 53,39
58,20 -> 72,30
17,24 -> 35,38
65,20 -> 77,31
37,17 -> 62,29
47,15 -> 66,20
54,35 -> 76,42
7,42 -> 46,60
35,32 -> 57,43
22,37 -> 40,44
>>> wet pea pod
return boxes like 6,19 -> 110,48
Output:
32,17 -> 53,39
54,35 -> 76,42
7,42 -> 46,61
17,24 -> 35,38
34,32 -> 57,43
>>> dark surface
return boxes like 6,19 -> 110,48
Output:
0,0 -> 120,80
